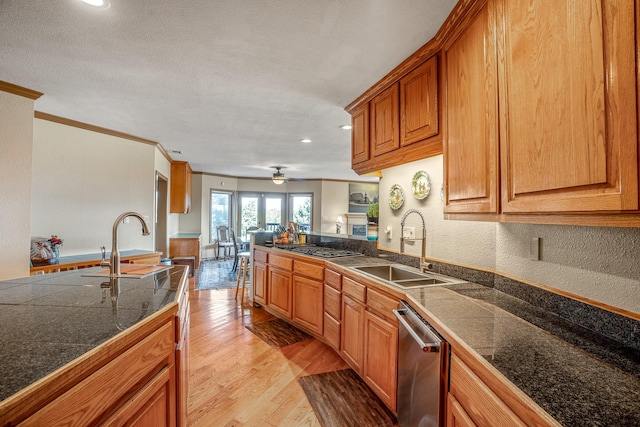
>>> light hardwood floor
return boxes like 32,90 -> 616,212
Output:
187,282 -> 349,426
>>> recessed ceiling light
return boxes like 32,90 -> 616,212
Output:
300,138 -> 312,143
81,0 -> 111,8
340,124 -> 352,130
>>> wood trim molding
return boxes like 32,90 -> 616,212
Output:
34,111 -> 159,146
0,81 -> 43,100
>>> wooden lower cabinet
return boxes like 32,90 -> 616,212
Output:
170,235 -> 201,269
340,294 -> 365,375
363,310 -> 398,411
447,394 -> 477,427
448,351 -> 526,426
253,260 -> 267,305
292,274 -> 323,335
268,267 -> 293,318
20,322 -> 177,426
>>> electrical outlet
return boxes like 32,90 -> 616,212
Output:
403,227 -> 415,240
529,237 -> 541,261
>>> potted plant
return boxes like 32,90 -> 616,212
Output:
366,202 -> 379,224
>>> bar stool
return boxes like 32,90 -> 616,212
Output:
235,251 -> 250,304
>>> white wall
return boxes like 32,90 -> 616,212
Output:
0,91 -> 35,280
378,155 -> 640,315
321,180 -> 351,235
31,119 -> 157,256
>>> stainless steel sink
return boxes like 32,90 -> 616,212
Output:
352,264 -> 465,289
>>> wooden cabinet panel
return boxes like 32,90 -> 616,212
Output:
170,235 -> 201,269
366,287 -> 398,323
324,268 -> 341,290
294,260 -> 324,280
340,294 -> 365,375
400,56 -> 438,146
351,103 -> 370,165
342,276 -> 366,303
170,161 -> 192,214
253,261 -> 267,305
176,300 -> 190,427
449,352 -> 526,427
253,249 -> 268,263
447,394 -> 477,427
443,2 -> 499,214
269,254 -> 293,272
268,267 -> 293,318
498,0 -> 637,213
324,312 -> 340,351
324,284 -> 341,320
363,310 -> 398,411
292,274 -> 323,335
371,83 -> 400,157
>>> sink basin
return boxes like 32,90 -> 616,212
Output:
352,264 -> 465,289
82,265 -> 173,279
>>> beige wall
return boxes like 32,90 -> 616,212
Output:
0,91 -> 35,280
31,119 -> 157,256
378,156 -> 640,315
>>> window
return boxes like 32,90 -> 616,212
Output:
210,191 -> 233,243
238,192 -> 286,239
289,193 -> 312,232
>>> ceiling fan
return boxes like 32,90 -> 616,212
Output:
271,166 -> 287,185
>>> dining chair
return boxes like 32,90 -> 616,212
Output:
216,225 -> 234,259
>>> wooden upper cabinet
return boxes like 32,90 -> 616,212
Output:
497,0 -> 637,213
400,56 -> 438,147
371,83 -> 400,157
170,161 -> 192,214
351,103 -> 370,166
443,2 -> 499,214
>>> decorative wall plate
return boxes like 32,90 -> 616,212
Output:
389,184 -> 405,210
411,171 -> 431,200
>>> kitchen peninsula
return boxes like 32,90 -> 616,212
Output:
0,265 -> 189,426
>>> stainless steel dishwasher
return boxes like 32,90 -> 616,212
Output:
393,300 -> 449,427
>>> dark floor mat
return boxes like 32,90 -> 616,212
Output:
298,369 -> 397,427
245,318 -> 312,348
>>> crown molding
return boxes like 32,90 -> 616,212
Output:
0,81 -> 43,100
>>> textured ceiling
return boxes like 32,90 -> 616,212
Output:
0,0 -> 457,181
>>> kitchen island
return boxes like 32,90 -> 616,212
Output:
0,265 -> 190,425
256,243 -> 640,426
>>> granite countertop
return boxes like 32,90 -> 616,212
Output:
0,265 -> 187,402
324,252 -> 640,426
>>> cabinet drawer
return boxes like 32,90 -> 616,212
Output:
324,284 -> 341,320
294,260 -> 324,280
254,249 -> 268,263
324,268 -> 341,290
269,254 -> 292,271
342,277 -> 366,303
367,288 -> 398,323
449,352 -> 526,427
324,313 -> 340,350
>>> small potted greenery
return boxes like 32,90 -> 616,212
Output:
366,202 -> 379,224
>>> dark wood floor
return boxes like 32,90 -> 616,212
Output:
186,284 -> 349,426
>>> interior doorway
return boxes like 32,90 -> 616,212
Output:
155,172 -> 169,257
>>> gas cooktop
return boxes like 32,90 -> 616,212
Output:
275,245 -> 363,259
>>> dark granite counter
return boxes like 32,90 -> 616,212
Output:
323,250 -> 640,426
0,265 -> 187,402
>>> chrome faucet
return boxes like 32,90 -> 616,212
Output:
101,211 -> 151,277
400,208 -> 429,273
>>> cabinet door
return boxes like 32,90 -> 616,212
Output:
498,0 -> 637,213
371,83 -> 400,157
253,261 -> 267,305
447,394 -> 477,427
340,295 -> 365,375
351,103 -> 370,165
400,56 -> 438,146
292,274 -> 323,335
268,267 -> 292,318
363,311 -> 398,411
170,161 -> 192,214
443,3 -> 499,214
176,301 -> 190,427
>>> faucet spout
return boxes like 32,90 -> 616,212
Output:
400,209 -> 429,272
108,211 -> 151,277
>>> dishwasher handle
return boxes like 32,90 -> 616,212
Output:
393,308 -> 440,353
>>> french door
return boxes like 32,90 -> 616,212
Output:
238,192 -> 285,241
